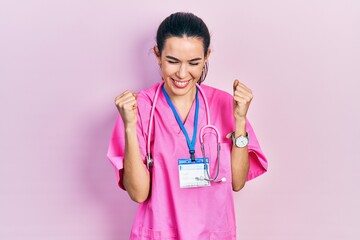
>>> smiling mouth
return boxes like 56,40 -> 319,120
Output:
172,78 -> 191,88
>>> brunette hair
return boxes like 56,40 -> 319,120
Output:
156,12 -> 211,83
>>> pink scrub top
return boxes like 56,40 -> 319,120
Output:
107,83 -> 268,240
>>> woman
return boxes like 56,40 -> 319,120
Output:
107,12 -> 268,240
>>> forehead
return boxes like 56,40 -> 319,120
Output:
162,36 -> 204,58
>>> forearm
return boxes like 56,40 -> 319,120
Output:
231,118 -> 250,191
122,125 -> 150,203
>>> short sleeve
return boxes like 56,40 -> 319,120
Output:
246,118 -> 268,181
106,110 -> 148,190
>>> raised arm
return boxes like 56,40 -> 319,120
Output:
231,80 -> 253,191
115,90 -> 150,203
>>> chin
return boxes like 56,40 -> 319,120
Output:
164,78 -> 197,97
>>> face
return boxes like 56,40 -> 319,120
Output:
155,36 -> 210,100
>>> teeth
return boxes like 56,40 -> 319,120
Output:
174,80 -> 188,87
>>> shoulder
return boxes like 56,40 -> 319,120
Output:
137,82 -> 161,105
135,82 -> 162,128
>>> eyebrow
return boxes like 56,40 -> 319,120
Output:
165,56 -> 202,62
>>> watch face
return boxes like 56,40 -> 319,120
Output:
236,136 -> 249,148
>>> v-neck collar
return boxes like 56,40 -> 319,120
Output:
157,87 -> 206,135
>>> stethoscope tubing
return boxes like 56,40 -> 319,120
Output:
146,82 -> 224,183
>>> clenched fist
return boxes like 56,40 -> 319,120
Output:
233,80 -> 253,120
115,90 -> 138,127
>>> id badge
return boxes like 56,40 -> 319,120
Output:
178,158 -> 210,188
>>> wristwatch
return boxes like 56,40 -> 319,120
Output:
231,132 -> 249,148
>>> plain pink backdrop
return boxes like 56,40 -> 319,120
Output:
1,0 -> 359,239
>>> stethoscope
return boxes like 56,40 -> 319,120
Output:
146,82 -> 226,183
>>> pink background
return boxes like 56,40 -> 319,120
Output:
1,0 -> 359,239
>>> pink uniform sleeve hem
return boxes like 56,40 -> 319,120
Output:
107,155 -> 126,190
246,149 -> 268,181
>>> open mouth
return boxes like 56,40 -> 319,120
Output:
171,78 -> 191,88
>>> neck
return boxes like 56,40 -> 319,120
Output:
164,85 -> 197,107
163,84 -> 197,121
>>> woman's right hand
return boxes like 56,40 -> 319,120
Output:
115,90 -> 150,203
115,90 -> 138,127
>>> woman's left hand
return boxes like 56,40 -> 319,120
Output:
233,79 -> 253,120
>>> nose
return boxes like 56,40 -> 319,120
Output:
176,63 -> 187,79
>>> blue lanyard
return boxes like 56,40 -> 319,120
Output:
162,85 -> 199,161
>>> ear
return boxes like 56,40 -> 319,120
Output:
204,48 -> 211,62
153,45 -> 161,64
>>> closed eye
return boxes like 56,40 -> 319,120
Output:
167,60 -> 178,64
165,55 -> 202,66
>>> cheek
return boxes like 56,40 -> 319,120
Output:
190,66 -> 204,77
161,64 -> 177,77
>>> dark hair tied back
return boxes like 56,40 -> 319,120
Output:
156,12 -> 211,84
